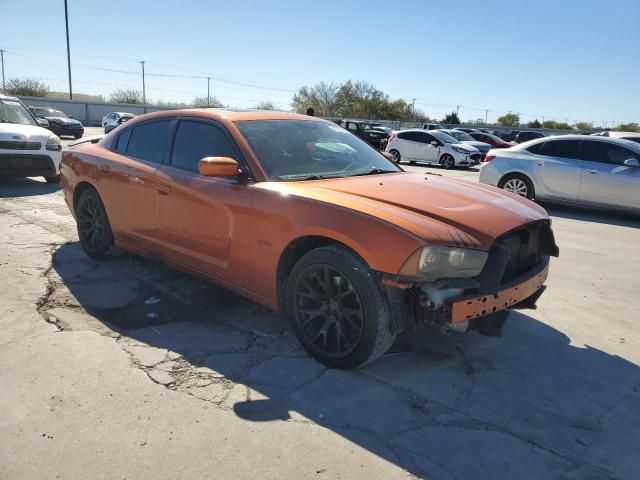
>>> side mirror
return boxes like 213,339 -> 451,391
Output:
198,156 -> 241,177
68,115 -> 74,119
381,152 -> 394,161
37,118 -> 50,128
430,141 -> 439,147
623,158 -> 640,168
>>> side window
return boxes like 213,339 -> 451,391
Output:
422,133 -> 437,144
580,141 -> 638,166
125,120 -> 172,163
622,137 -> 640,145
397,131 -> 421,142
114,129 -> 132,153
347,122 -> 358,132
526,142 -> 545,154
539,140 -> 580,159
170,121 -> 238,172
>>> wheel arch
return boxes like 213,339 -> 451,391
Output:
276,235 -> 369,311
72,180 -> 99,213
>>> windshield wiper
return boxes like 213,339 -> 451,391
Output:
280,174 -> 326,181
349,168 -> 398,177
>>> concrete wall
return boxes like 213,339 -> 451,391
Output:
19,96 -> 177,126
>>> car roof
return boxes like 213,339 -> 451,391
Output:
517,134 -> 640,151
0,93 -> 21,101
120,108 -> 321,123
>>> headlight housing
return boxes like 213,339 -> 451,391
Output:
452,146 -> 468,154
399,246 -> 488,282
46,135 -> 62,151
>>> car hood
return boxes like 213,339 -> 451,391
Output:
462,140 -> 491,151
261,172 -> 549,250
46,116 -> 82,125
0,122 -> 53,142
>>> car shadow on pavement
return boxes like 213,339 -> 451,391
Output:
545,204 -> 640,228
0,177 -> 60,198
50,242 -> 640,479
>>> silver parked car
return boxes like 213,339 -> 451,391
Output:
479,135 -> 640,213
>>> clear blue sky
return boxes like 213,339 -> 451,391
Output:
2,0 -> 638,126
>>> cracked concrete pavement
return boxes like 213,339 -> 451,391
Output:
1,172 -> 639,479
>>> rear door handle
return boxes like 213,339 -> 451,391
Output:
587,169 -> 598,174
536,161 -> 545,166
157,184 -> 171,195
99,164 -> 110,173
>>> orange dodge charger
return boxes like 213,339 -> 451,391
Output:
61,109 -> 558,368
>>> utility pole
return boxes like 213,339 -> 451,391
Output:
456,105 -> 460,116
64,0 -> 73,100
485,109 -> 488,125
207,76 -> 211,107
140,60 -> 146,106
411,98 -> 416,121
0,49 -> 5,92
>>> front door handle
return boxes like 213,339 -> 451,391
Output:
99,164 -> 110,173
536,161 -> 545,166
157,184 -> 171,195
587,169 -> 598,175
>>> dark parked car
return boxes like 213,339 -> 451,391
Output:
343,120 -> 389,150
496,130 -> 521,142
29,106 -> 84,139
515,131 -> 547,143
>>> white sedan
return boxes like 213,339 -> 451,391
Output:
385,129 -> 481,169
479,135 -> 640,212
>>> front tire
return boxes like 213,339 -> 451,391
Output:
76,187 -> 114,259
499,173 -> 535,200
285,245 -> 396,369
440,154 -> 455,170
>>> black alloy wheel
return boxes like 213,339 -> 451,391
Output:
76,188 -> 114,258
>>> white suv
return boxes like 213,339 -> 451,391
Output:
386,129 -> 481,169
0,94 -> 62,183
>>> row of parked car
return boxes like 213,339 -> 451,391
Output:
26,106 -> 138,138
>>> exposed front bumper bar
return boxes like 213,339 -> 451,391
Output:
449,261 -> 549,323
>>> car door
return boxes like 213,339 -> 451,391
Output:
394,131 -> 419,160
96,118 -> 173,250
154,118 -> 254,284
414,132 -> 439,163
577,140 -> 640,210
529,139 -> 583,201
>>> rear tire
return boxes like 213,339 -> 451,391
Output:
76,187 -> 114,259
389,149 -> 401,164
499,173 -> 535,200
285,245 -> 396,369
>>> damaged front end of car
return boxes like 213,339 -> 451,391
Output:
381,220 -> 560,337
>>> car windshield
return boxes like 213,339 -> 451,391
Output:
236,119 -> 402,181
431,131 -> 460,144
49,110 -> 68,118
447,130 -> 475,141
481,133 -> 503,142
0,99 -> 38,126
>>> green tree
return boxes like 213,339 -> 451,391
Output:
110,88 -> 144,104
527,119 -> 542,128
191,96 -> 225,108
576,121 -> 593,130
5,78 -> 49,97
292,82 -> 340,117
442,111 -> 461,124
497,113 -> 520,126
614,122 -> 639,132
255,100 -> 276,110
542,120 -> 572,130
